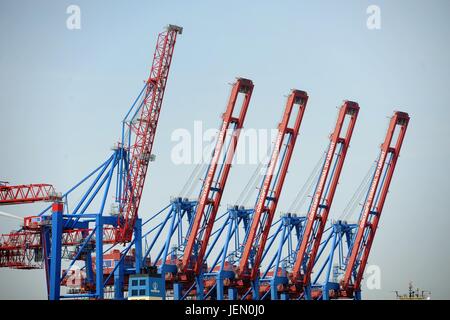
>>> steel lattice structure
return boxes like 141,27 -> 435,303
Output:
117,25 -> 182,243
0,184 -> 56,205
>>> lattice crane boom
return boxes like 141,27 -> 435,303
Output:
0,184 -> 56,205
181,78 -> 254,275
117,25 -> 182,243
238,90 -> 309,280
291,101 -> 359,288
342,111 -> 409,292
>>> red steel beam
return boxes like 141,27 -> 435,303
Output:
117,25 -> 182,243
0,231 -> 42,269
291,101 -> 359,288
342,111 -> 409,292
181,78 -> 254,275
0,226 -> 118,269
0,184 -> 56,205
238,89 -> 309,280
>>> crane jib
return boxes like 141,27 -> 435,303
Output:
117,26 -> 182,243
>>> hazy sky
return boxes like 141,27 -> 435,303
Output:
1,0 -> 449,299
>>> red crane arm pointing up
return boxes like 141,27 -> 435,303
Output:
238,90 -> 308,280
342,111 -> 409,291
291,101 -> 359,286
117,25 -> 182,243
181,78 -> 254,275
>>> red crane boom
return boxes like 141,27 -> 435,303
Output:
117,25 -> 182,242
0,184 -> 56,205
342,111 -> 409,292
291,101 -> 359,289
0,231 -> 41,269
0,226 -> 118,269
181,78 -> 254,275
238,90 -> 309,280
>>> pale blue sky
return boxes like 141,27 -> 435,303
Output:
1,0 -> 449,299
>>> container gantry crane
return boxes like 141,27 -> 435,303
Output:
305,111 -> 410,300
167,78 -> 254,300
0,24 -> 182,299
0,183 -> 57,269
125,78 -> 254,300
222,89 -> 309,300
340,111 -> 410,299
0,23 -> 412,301
289,101 -> 359,299
199,89 -> 308,300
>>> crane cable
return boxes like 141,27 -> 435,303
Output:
338,161 -> 377,222
287,151 -> 326,214
179,161 -> 207,198
235,160 -> 266,208
123,85 -> 148,149
0,210 -> 22,221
